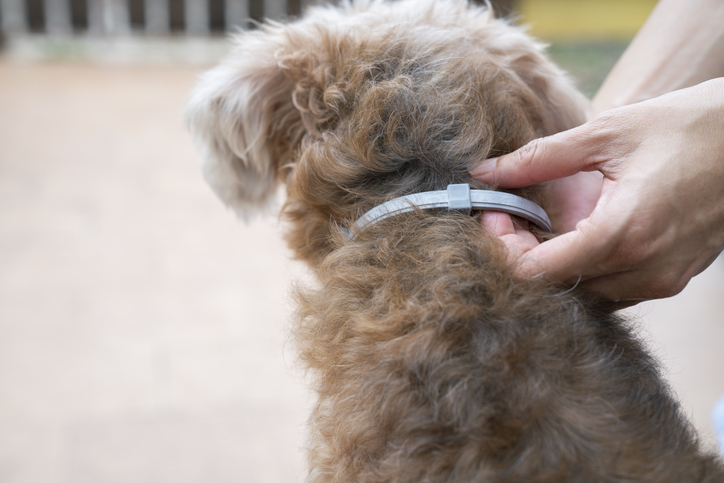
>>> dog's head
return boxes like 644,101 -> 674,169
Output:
186,0 -> 589,265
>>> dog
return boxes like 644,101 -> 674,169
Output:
185,0 -> 724,480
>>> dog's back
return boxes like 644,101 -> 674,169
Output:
298,212 -> 724,481
186,0 -> 724,480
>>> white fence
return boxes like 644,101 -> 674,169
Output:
0,0 -> 327,35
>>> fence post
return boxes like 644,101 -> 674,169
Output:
108,0 -> 130,33
145,0 -> 170,33
263,0 -> 286,20
88,0 -> 131,34
87,0 -> 103,33
225,0 -> 248,31
45,0 -> 73,34
300,0 -> 326,7
0,0 -> 28,33
185,0 -> 209,34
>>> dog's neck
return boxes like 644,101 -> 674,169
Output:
345,183 -> 551,239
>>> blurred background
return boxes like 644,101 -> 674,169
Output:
1,0 -> 722,482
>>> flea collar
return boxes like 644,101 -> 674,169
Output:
346,183 -> 551,238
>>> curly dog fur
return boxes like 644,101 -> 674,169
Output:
186,0 -> 724,480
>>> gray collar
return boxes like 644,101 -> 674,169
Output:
346,183 -> 551,238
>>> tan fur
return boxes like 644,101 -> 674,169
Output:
186,0 -> 724,480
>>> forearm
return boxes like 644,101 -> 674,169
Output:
593,0 -> 724,113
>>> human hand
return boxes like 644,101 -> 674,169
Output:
470,78 -> 724,303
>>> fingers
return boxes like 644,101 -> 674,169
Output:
481,211 -> 540,262
514,229 -> 700,303
579,268 -> 688,303
513,235 -> 644,302
469,82 -> 724,304
513,227 -> 607,284
469,124 -> 604,189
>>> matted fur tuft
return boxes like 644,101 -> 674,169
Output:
187,0 -> 724,481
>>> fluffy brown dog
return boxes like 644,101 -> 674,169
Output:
186,0 -> 724,480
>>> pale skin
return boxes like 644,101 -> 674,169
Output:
470,0 -> 724,303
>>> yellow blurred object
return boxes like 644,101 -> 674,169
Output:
519,0 -> 658,39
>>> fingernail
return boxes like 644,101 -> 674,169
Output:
468,157 -> 498,180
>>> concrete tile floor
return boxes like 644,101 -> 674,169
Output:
0,58 -> 722,483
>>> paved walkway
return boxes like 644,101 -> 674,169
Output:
0,58 -> 722,483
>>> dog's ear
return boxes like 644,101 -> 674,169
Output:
185,29 -> 306,218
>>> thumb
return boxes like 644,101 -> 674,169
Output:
469,124 -> 603,189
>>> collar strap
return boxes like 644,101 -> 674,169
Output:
346,183 -> 551,238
